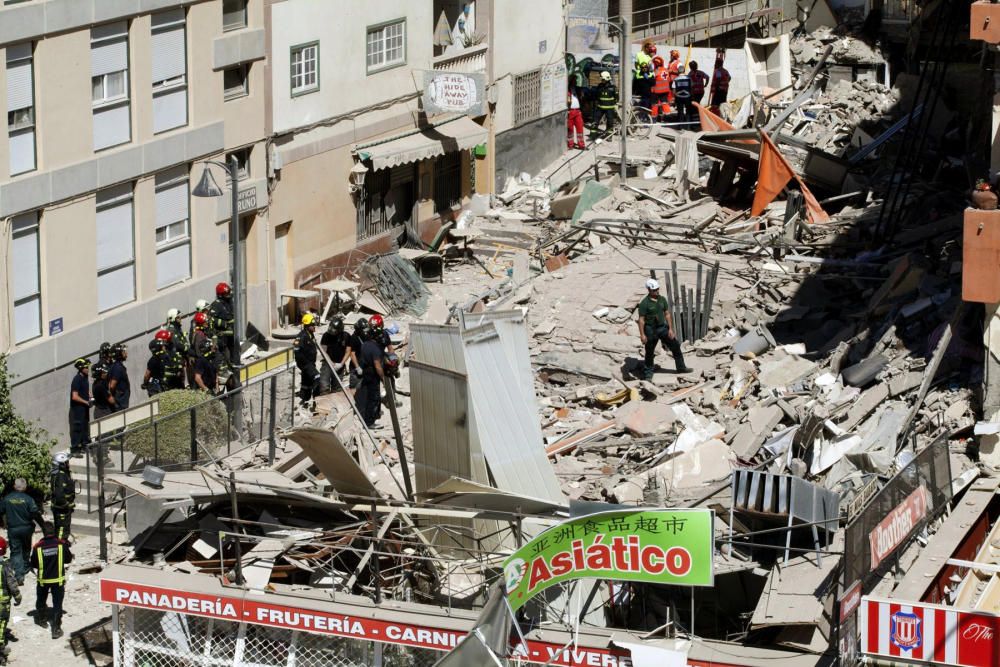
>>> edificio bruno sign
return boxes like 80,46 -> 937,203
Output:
503,509 -> 714,611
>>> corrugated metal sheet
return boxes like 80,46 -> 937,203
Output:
463,323 -> 564,504
410,323 -> 465,372
460,310 -> 537,406
409,360 -> 472,493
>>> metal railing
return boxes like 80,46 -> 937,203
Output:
612,0 -> 775,41
431,43 -> 488,73
85,348 -> 297,559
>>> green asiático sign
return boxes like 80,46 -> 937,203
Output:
503,509 -> 714,612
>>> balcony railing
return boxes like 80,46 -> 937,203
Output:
431,43 -> 488,73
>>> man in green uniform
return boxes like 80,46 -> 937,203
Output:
0,537 -> 21,664
637,278 -> 690,379
0,479 -> 44,584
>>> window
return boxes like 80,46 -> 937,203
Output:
151,9 -> 187,133
91,22 -> 131,151
6,42 -> 35,175
513,68 -> 542,125
222,0 -> 247,32
154,166 -> 191,289
228,147 -> 250,182
11,211 -> 40,343
290,42 -> 318,96
95,183 -> 136,312
223,64 -> 249,100
366,19 -> 405,74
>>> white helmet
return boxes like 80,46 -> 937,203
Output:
600,70 -> 612,82
195,299 -> 209,312
166,308 -> 180,322
54,452 -> 70,465
645,278 -> 660,291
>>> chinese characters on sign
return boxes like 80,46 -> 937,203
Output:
503,509 -> 714,612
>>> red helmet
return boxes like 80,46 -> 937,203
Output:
193,311 -> 209,327
369,314 -> 384,330
646,44 -> 657,55
652,56 -> 664,67
216,282 -> 232,298
154,329 -> 173,342
670,49 -> 680,59
0,536 -> 7,556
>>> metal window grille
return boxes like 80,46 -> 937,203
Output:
513,68 -> 542,126
433,152 -> 463,213
114,606 -> 444,667
356,164 -> 399,241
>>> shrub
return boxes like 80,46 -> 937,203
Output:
0,355 -> 55,494
123,389 -> 229,464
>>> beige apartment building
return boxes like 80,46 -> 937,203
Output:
0,0 -> 269,440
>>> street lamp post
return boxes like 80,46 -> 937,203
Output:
590,17 -> 630,181
192,156 -> 242,368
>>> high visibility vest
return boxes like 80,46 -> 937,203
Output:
0,566 -> 8,603
651,67 -> 671,94
36,545 -> 65,585
713,68 -> 731,94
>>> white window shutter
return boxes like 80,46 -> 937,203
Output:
96,198 -> 134,271
8,128 -> 35,175
11,215 -> 39,301
91,38 -> 128,77
151,24 -> 185,83
93,104 -> 131,150
156,243 -> 191,288
152,87 -> 186,133
97,265 -> 135,312
155,181 -> 188,227
13,298 -> 41,343
6,59 -> 32,112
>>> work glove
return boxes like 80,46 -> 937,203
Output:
353,367 -> 363,377
13,596 -> 21,606
334,362 -> 344,372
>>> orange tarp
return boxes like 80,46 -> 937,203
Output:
695,102 -> 737,133
752,131 -> 829,224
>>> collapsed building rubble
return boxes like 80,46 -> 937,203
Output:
87,20 -> 997,667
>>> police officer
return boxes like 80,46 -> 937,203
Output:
91,363 -> 115,418
0,537 -> 21,665
670,64 -> 693,123
0,480 -> 44,584
193,338 -> 219,395
30,523 -> 72,639
108,343 -> 131,411
210,282 -> 236,364
68,359 -> 91,457
637,278 -> 691,379
143,337 -> 168,397
294,314 -> 320,410
592,70 -> 618,137
355,325 -> 385,427
49,454 -> 75,542
319,317 -> 354,393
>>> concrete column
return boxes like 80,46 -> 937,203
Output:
981,55 -> 1000,464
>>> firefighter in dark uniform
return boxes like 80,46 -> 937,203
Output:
91,363 -> 115,418
349,319 -> 370,389
188,311 -> 212,385
368,315 -> 400,407
49,453 -> 75,542
210,282 -> 236,365
0,479 -> 44,584
355,325 -> 385,427
68,359 -> 91,457
319,317 -> 353,393
108,343 -> 131,410
159,330 -> 186,390
0,537 -> 21,665
592,70 -> 618,137
98,342 -> 114,367
193,338 -> 219,395
164,308 -> 189,356
29,523 -> 72,639
143,337 -> 168,397
294,314 -> 320,410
